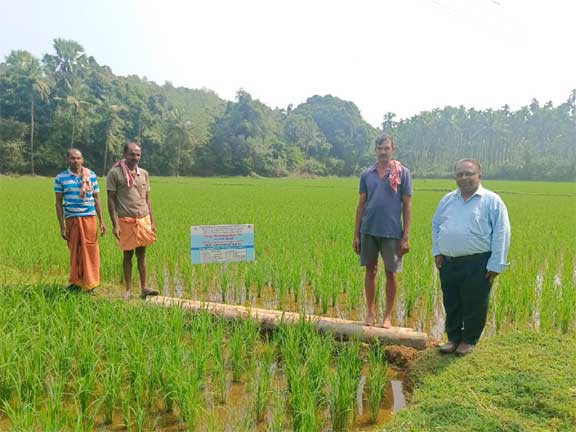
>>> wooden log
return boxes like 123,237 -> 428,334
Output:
147,295 -> 428,350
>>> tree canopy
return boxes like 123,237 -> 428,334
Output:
1,39 -> 574,181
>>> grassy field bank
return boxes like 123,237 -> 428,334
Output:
384,331 -> 576,431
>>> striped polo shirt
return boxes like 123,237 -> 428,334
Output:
54,169 -> 100,218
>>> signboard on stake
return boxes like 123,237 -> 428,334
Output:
191,224 -> 255,264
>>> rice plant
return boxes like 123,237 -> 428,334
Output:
252,341 -> 276,423
367,344 -> 389,423
329,339 -> 363,432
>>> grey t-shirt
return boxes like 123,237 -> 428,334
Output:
359,164 -> 413,239
106,166 -> 150,218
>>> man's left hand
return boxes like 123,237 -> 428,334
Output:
486,271 -> 499,284
399,237 -> 410,256
100,224 -> 106,236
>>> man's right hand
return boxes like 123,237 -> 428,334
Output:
113,225 -> 121,240
61,227 -> 68,241
434,255 -> 444,270
353,236 -> 360,255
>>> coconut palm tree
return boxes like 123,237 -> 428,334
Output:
3,50 -> 51,175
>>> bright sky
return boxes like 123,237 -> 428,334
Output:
1,0 -> 574,127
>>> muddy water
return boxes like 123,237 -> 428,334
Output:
0,369 -> 408,432
353,369 -> 407,431
160,272 -> 442,335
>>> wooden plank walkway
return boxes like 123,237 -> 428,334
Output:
147,296 -> 428,350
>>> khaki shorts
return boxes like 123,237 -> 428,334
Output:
360,234 -> 403,272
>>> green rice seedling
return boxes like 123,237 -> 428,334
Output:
8,369 -> 40,413
10,351 -> 42,406
255,266 -> 266,299
242,317 -> 261,363
147,346 -> 165,408
133,402 -> 147,432
72,392 -> 98,432
212,351 -> 229,405
252,342 -> 275,423
329,340 -> 363,432
121,390 -> 132,431
210,321 -> 229,404
0,336 -> 16,402
220,265 -> 229,303
268,387 -> 288,432
280,321 -> 327,431
132,369 -> 149,409
43,373 -> 67,431
100,362 -> 122,425
2,399 -> 36,431
50,338 -> 74,385
284,364 -> 323,432
74,369 -> 98,422
292,271 -> 303,304
230,266 -> 242,303
367,344 -> 388,424
176,335 -> 210,427
177,368 -> 204,432
168,305 -> 187,343
320,279 -> 331,314
162,360 -> 179,413
244,266 -> 254,300
311,275 -> 321,306
161,342 -> 186,413
306,334 -> 332,409
122,333 -> 149,405
230,322 -> 247,382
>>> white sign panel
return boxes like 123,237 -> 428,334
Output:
191,224 -> 255,264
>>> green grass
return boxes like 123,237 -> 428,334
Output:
384,332 -> 576,432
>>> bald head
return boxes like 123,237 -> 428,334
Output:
455,158 -> 481,174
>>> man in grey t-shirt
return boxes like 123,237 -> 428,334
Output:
353,134 -> 412,328
107,142 -> 158,300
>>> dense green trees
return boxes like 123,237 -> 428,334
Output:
0,39 -> 574,180
389,101 -> 576,180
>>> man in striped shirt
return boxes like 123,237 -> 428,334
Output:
55,148 -> 106,293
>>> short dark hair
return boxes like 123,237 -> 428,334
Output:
67,148 -> 82,158
375,134 -> 395,148
455,158 -> 481,173
124,141 -> 142,154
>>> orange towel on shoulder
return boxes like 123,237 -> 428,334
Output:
66,216 -> 100,290
118,214 -> 157,251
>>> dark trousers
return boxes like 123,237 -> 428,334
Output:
439,253 -> 492,345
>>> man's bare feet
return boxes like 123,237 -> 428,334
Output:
122,291 -> 132,300
365,315 -> 375,326
382,318 -> 392,329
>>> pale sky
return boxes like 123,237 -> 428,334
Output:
1,0 -> 574,127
